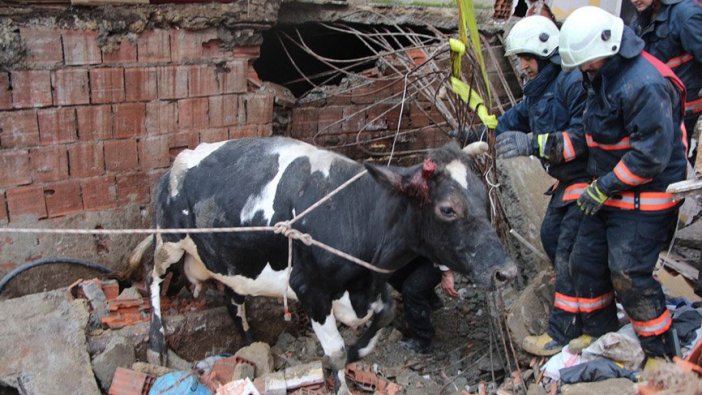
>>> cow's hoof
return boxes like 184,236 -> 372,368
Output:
147,349 -> 168,366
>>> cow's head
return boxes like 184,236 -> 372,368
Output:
364,141 -> 517,288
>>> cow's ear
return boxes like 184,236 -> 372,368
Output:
364,163 -> 404,191
365,160 -> 436,202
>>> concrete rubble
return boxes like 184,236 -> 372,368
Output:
0,289 -> 100,394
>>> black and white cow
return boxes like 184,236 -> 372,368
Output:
141,136 -> 516,393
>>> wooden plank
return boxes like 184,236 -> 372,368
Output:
666,179 -> 702,199
658,252 -> 699,281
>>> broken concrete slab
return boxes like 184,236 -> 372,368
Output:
0,289 -> 100,394
234,341 -> 274,377
92,335 -> 136,391
496,157 -> 553,277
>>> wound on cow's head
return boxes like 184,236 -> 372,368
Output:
365,161 -> 435,203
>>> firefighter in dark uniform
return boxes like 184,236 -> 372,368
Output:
629,0 -> 702,161
559,6 -> 687,369
491,15 -> 591,356
388,257 -> 458,354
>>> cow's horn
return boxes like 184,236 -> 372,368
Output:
462,141 -> 488,156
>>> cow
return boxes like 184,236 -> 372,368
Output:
137,136 -> 516,394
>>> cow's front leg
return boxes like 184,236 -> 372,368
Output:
311,314 -> 350,395
225,288 -> 254,345
347,285 -> 395,362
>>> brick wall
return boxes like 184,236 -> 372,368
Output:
288,77 -> 448,160
0,26 -> 274,224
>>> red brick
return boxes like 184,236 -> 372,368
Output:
137,29 -> 171,63
290,107 -> 318,137
53,69 -> 90,106
0,193 -> 7,223
7,185 -> 47,220
0,110 -> 39,148
230,125 -> 265,139
0,73 -> 11,110
342,106 -> 366,132
125,67 -> 157,102
76,105 -> 112,141
81,175 -> 117,210
138,135 -> 170,170
44,180 -> 83,217
0,150 -> 31,187
68,142 -> 105,177
351,82 -> 391,105
113,103 -> 146,138
38,107 -> 77,144
177,98 -> 208,130
10,70 -> 52,108
209,94 -> 239,127
189,64 -> 220,97
243,93 -> 273,125
104,139 -> 139,172
200,128 -> 228,143
168,131 -> 199,160
90,68 -> 125,104
145,101 -> 176,135
317,106 -> 343,134
410,102 -> 433,128
365,104 -> 391,131
220,60 -> 247,94
171,29 -> 217,62
157,65 -> 189,100
102,39 -> 137,64
63,29 -> 102,66
20,27 -> 63,66
30,145 -> 68,183
116,173 -> 150,205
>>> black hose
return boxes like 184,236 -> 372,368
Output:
0,256 -> 113,295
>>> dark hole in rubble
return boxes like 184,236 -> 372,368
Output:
254,22 -> 439,97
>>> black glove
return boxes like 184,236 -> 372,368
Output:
495,131 -> 534,159
577,180 -> 609,216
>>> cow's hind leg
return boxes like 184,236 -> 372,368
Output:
347,285 -> 395,362
147,236 -> 185,366
225,288 -> 254,345
311,314 -> 350,395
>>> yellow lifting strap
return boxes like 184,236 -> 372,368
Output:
451,0 -> 497,129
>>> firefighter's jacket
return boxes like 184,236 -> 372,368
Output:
630,0 -> 702,120
582,27 -> 687,210
495,59 -> 589,207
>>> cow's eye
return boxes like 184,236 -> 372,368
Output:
439,206 -> 457,218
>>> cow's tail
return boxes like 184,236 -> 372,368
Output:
112,235 -> 154,281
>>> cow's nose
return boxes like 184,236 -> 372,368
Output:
493,262 -> 518,285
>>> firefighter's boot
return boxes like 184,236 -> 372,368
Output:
522,333 -> 563,356
568,335 -> 596,353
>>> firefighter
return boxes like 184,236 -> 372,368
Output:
492,15 -> 592,356
559,6 -> 687,368
629,0 -> 702,162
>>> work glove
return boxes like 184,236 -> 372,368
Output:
495,131 -> 534,159
577,180 -> 608,216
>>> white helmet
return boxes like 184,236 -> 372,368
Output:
505,15 -> 559,58
559,6 -> 624,70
